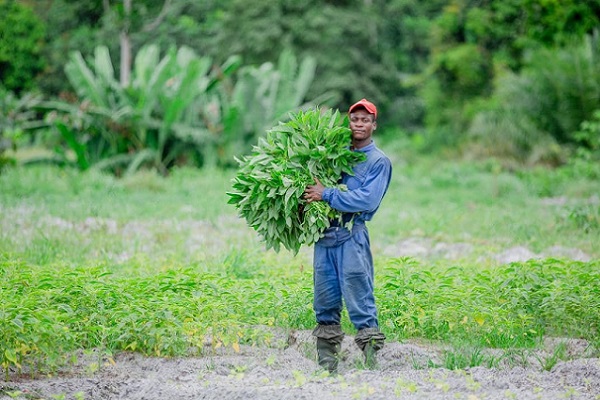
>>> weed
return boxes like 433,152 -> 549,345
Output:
535,342 -> 568,371
498,348 -> 533,368
229,364 -> 247,380
265,354 -> 276,366
352,383 -> 376,399
394,378 -> 418,395
562,387 -> 579,398
568,203 -> 600,233
410,353 -> 428,370
432,346 -> 486,370
292,370 -> 307,386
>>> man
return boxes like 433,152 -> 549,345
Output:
303,98 -> 392,373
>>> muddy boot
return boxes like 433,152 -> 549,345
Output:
355,327 -> 386,370
313,324 -> 345,374
316,338 -> 341,373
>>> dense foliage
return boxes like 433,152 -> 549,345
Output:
36,44 -> 324,174
42,44 -> 228,174
228,108 -> 365,253
0,0 -> 45,92
421,0 -> 600,129
2,0 -> 600,170
468,34 -> 600,163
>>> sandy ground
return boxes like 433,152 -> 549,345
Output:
2,330 -> 600,400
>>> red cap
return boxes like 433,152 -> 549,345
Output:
348,98 -> 377,118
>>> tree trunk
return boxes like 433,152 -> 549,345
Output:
120,0 -> 132,87
364,0 -> 377,47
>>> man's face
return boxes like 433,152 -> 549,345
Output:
349,109 -> 377,147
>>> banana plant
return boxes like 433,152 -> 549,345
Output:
0,88 -> 47,168
45,43 -> 235,175
207,48 -> 339,167
43,44 -> 335,173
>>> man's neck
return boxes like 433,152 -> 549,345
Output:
352,139 -> 372,150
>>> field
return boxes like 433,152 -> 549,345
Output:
1,151 -> 600,399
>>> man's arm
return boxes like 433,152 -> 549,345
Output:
322,158 -> 391,213
303,158 -> 391,213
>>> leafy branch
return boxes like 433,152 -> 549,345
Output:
228,107 -> 365,254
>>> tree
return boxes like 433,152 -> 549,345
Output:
210,0 -> 452,128
33,0 -> 448,128
212,0 -> 402,122
33,0 -> 106,95
34,0 -> 185,94
104,0 -> 174,86
420,0 -> 600,137
0,0 -> 45,92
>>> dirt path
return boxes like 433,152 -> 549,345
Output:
2,331 -> 599,400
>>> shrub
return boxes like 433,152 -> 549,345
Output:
0,88 -> 45,170
468,34 -> 600,163
567,109 -> 600,179
0,1 -> 45,92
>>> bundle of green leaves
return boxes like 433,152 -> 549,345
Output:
227,108 -> 365,254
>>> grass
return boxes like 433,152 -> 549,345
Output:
1,155 -> 599,377
373,156 -> 600,256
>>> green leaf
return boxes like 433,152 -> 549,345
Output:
227,107 -> 361,253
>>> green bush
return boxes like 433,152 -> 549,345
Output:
39,44 -> 330,174
468,34 -> 600,163
3,255 -> 599,378
379,258 -> 600,346
40,44 -> 229,175
0,88 -> 46,170
567,109 -> 600,179
0,1 -> 46,93
0,258 -> 312,377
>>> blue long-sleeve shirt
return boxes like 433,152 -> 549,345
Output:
321,141 -> 392,224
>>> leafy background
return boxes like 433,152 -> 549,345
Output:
1,0 -> 600,174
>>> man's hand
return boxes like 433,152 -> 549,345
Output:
303,177 -> 325,203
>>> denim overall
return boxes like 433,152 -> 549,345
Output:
314,141 -> 392,331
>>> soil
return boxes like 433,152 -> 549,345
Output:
2,331 -> 599,400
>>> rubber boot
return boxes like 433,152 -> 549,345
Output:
355,327 -> 386,370
317,338 -> 341,373
313,324 -> 345,374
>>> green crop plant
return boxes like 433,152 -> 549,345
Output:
227,107 -> 365,254
378,257 -> 600,347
